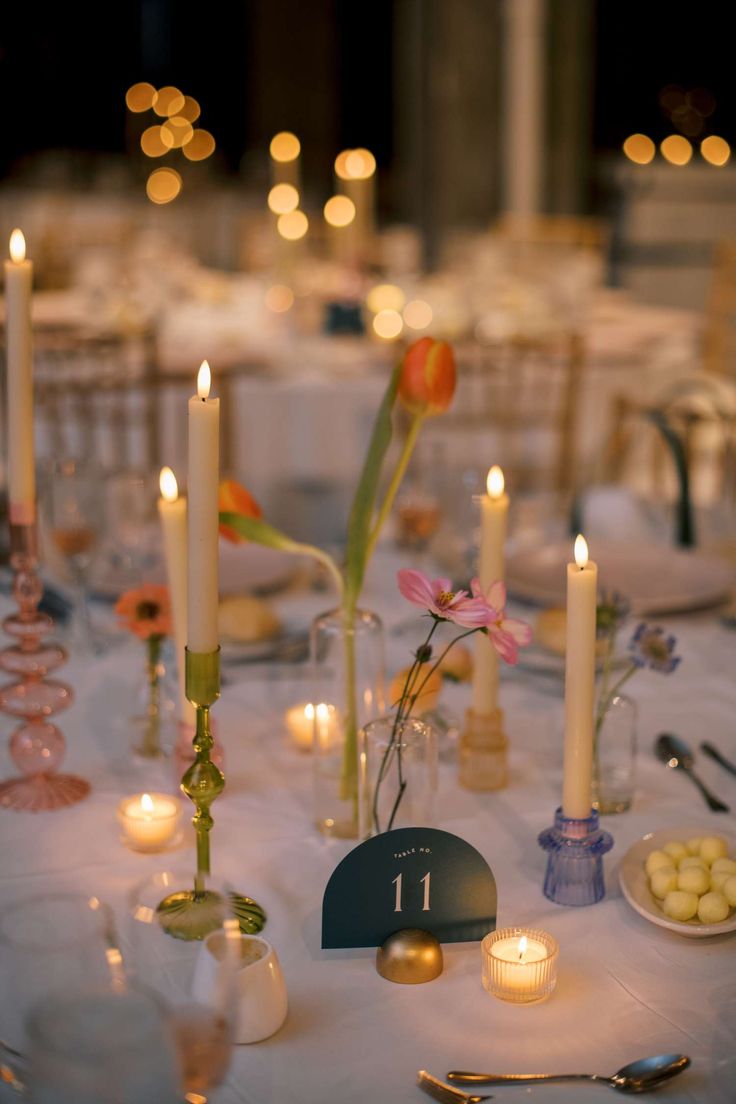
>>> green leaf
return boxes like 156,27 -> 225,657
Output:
344,363 -> 401,606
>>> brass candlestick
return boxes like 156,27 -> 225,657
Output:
156,646 -> 266,940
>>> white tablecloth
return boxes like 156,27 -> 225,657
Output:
0,548 -> 734,1104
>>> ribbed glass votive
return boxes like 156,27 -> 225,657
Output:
481,928 -> 559,1003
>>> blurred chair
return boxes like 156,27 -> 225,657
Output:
494,212 -> 608,252
703,241 -> 736,377
598,374 -> 736,550
31,325 -> 160,473
427,331 -> 586,499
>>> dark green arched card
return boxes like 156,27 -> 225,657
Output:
322,827 -> 497,948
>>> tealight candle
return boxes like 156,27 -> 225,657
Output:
117,792 -> 180,852
285,702 -> 338,752
481,927 -> 559,1003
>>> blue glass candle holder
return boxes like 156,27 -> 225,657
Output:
538,808 -> 613,906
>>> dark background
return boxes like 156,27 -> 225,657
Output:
0,1 -> 731,182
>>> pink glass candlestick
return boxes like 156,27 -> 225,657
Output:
0,522 -> 89,811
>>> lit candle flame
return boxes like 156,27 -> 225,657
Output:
574,534 -> 588,569
159,466 -> 178,502
487,465 -> 505,499
9,228 -> 25,263
316,703 -> 330,723
141,793 -> 154,815
197,360 -> 211,399
304,703 -> 315,721
518,934 -> 528,961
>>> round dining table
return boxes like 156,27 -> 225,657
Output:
0,541 -> 733,1104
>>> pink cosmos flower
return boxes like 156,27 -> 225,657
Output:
470,579 -> 532,665
397,569 -> 494,628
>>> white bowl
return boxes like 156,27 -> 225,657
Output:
619,825 -> 736,938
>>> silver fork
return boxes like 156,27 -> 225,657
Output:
418,1070 -> 491,1104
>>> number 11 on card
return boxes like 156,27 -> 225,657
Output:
392,872 -> 431,912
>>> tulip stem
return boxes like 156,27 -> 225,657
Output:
365,414 -> 424,564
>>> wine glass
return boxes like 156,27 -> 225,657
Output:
125,870 -> 244,1098
45,458 -> 104,655
0,892 -> 181,1103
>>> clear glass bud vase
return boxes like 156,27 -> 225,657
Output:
592,693 -> 637,814
310,608 -> 385,839
359,716 -> 437,839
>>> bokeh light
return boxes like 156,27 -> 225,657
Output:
265,285 -> 295,313
126,82 -> 157,113
146,168 -> 182,204
140,125 -> 173,157
701,135 -> 731,166
345,148 -> 376,179
178,96 -> 201,124
162,116 -> 193,149
660,135 -> 693,166
268,183 -> 300,215
270,132 -> 300,162
622,133 -> 655,165
323,195 -> 356,227
335,148 -> 377,180
372,309 -> 403,340
153,86 -> 185,117
366,283 -> 405,313
183,129 -> 216,161
403,299 -> 433,330
277,210 -> 308,241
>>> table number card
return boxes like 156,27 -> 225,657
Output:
322,827 -> 497,949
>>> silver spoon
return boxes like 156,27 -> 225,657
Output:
448,1053 -> 690,1094
655,733 -> 730,813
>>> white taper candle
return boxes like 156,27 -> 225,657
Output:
187,361 -> 220,654
4,229 -> 35,523
472,466 -> 509,715
562,535 -> 598,819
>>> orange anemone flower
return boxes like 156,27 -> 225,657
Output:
115,584 -> 172,640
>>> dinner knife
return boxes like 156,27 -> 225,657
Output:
700,741 -> 736,778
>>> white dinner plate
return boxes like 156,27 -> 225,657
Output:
507,541 -> 735,614
517,643 -> 627,681
618,825 -> 736,938
219,540 -> 301,596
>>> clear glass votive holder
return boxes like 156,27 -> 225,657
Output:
481,928 -> 559,1004
117,792 -> 181,852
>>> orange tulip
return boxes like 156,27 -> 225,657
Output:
398,337 -> 456,417
218,479 -> 263,543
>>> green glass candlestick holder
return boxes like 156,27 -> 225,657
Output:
156,646 -> 266,941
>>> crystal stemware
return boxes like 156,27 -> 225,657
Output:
0,892 -> 181,1103
126,870 -> 245,1097
45,458 -> 104,655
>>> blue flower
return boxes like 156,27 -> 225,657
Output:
628,623 -> 681,674
596,590 -> 631,639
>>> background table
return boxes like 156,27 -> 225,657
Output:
0,546 -> 734,1103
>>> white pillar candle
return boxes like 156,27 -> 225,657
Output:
4,229 -> 35,523
562,535 -> 598,819
335,149 -> 376,263
158,467 -> 195,724
472,466 -> 508,715
269,131 -> 301,189
117,792 -> 180,852
187,361 -> 220,654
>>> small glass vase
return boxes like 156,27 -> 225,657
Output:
593,693 -> 637,814
358,716 -> 438,839
310,607 -> 386,839
130,637 -> 177,761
